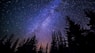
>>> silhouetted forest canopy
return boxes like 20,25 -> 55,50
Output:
0,10 -> 95,53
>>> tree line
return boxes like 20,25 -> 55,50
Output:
0,9 -> 95,53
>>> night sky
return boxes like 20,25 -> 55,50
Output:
0,0 -> 95,45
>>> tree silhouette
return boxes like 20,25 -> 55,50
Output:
45,44 -> 48,53
50,32 -> 59,53
0,34 -> 18,53
12,38 -> 19,52
50,31 -> 68,53
66,16 -> 87,53
84,9 -> 95,53
0,35 -> 8,53
38,45 -> 44,53
16,35 -> 37,53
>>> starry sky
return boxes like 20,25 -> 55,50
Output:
0,0 -> 95,44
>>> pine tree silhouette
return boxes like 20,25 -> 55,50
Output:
50,31 -> 68,53
84,9 -> 95,53
0,35 -> 8,53
66,16 -> 86,53
16,35 -> 37,53
12,38 -> 19,52
38,45 -> 44,53
50,32 -> 58,53
45,44 -> 48,53
58,31 -> 68,53
0,34 -> 18,53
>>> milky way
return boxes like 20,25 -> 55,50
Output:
0,0 -> 95,45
